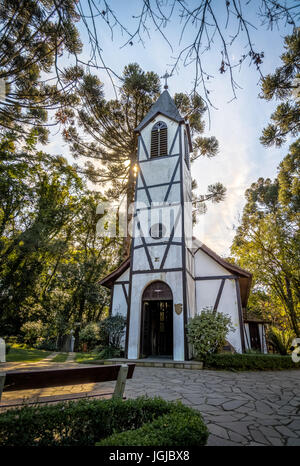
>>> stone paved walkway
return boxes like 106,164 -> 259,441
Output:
1,362 -> 299,446
0,352 -> 59,371
123,367 -> 300,446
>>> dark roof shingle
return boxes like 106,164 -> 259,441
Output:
134,90 -> 184,132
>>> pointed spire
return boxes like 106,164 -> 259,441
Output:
134,89 -> 184,132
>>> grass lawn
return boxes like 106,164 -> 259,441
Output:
5,344 -> 52,363
50,353 -> 68,363
75,352 -> 104,364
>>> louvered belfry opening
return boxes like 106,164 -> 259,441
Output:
151,121 -> 168,157
184,131 -> 190,169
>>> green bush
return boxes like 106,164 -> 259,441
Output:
97,346 -> 122,359
79,322 -> 100,351
97,411 -> 208,446
5,344 -> 11,354
186,307 -> 235,359
35,339 -> 57,351
100,314 -> 126,349
204,353 -> 299,371
0,397 -> 208,447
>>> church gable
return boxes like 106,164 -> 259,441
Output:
194,248 -> 232,277
134,89 -> 184,133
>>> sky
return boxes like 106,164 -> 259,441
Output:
46,1 -> 296,257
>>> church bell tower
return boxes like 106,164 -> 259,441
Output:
125,86 -> 195,361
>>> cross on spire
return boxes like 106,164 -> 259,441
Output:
161,71 -> 172,90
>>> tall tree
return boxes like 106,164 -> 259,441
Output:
231,145 -> 300,336
0,0 -> 82,142
0,136 -> 120,337
260,28 -> 300,147
40,193 -> 119,350
0,137 -> 83,332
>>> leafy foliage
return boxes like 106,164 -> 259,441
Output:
267,326 -> 295,355
99,313 -> 126,349
0,137 -> 119,342
0,0 -> 82,142
20,320 -> 44,347
204,353 -> 299,371
98,410 -> 208,446
186,307 -> 235,359
231,149 -> 300,336
97,346 -> 122,359
260,29 -> 300,147
79,322 -> 101,351
0,396 -> 208,447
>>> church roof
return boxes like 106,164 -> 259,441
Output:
134,90 -> 184,132
99,257 -> 130,289
242,311 -> 270,324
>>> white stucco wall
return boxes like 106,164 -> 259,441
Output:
111,268 -> 130,349
194,249 -> 243,353
194,249 -> 232,277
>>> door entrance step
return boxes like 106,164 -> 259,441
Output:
102,358 -> 203,370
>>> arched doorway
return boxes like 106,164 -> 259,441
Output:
140,281 -> 173,358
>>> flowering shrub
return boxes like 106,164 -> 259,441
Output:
20,320 -> 44,347
186,307 -> 235,360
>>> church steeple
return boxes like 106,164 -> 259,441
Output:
135,90 -> 184,133
124,85 -> 194,361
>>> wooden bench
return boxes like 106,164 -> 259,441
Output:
0,363 -> 135,408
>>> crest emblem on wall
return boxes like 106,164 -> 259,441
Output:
175,303 -> 183,315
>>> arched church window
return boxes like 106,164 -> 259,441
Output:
151,121 -> 168,157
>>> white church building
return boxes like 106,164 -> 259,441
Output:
100,87 -> 268,361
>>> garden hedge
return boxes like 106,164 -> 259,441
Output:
204,353 -> 299,371
0,397 -> 208,447
97,411 -> 207,446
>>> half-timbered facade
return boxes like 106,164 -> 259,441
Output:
100,89 -> 267,361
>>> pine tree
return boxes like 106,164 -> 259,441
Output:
231,147 -> 300,336
260,29 -> 300,147
0,0 -> 82,142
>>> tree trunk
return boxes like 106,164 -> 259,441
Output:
122,161 -> 136,259
285,277 -> 299,336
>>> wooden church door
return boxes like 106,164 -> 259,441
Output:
140,282 -> 173,358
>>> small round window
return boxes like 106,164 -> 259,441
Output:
150,223 -> 166,240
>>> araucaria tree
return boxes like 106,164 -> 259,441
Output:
0,0 -> 82,142
231,29 -> 300,337
231,149 -> 299,336
260,28 -> 300,148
